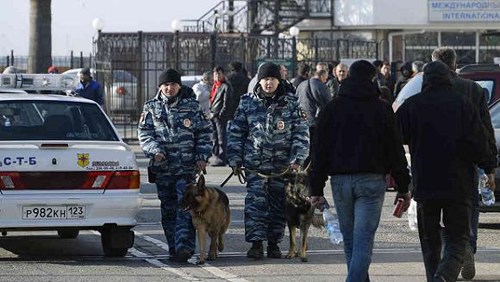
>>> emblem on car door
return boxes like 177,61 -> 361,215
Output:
77,153 -> 90,168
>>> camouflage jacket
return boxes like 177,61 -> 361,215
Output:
138,86 -> 212,175
226,85 -> 309,173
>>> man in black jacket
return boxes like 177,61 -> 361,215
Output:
396,61 -> 491,282
432,47 -> 497,280
309,60 -> 411,282
209,66 -> 235,166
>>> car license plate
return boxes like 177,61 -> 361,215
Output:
22,206 -> 86,220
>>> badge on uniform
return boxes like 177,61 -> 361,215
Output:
277,120 -> 285,130
183,118 -> 192,128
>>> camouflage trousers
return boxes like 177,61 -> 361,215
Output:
156,173 -> 196,255
244,172 -> 286,243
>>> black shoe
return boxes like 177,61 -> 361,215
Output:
169,249 -> 192,263
267,242 -> 282,258
461,245 -> 476,280
247,241 -> 264,259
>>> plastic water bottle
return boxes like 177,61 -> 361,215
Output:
478,172 -> 495,206
322,204 -> 343,244
407,199 -> 418,231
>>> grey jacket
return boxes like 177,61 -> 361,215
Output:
296,78 -> 332,127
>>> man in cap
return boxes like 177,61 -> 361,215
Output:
309,60 -> 411,281
138,68 -> 212,263
396,60 -> 490,282
226,62 -> 309,260
74,67 -> 104,106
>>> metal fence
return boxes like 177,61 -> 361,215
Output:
93,31 -> 377,141
0,52 -> 93,73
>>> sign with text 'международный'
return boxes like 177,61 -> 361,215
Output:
428,0 -> 500,22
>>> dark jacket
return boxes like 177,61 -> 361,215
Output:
396,64 -> 490,201
296,78 -> 332,127
210,81 -> 236,120
227,71 -> 250,97
310,77 -> 410,196
75,79 -> 104,106
450,73 -> 497,174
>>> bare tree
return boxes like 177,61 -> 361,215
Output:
28,0 -> 52,73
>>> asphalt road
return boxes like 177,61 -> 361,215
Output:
0,145 -> 498,281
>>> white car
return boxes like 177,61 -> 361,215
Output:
0,77 -> 141,256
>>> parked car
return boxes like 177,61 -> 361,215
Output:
393,64 -> 500,213
181,75 -> 203,88
0,74 -> 142,256
62,68 -> 138,113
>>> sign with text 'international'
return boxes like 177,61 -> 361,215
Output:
428,0 -> 500,22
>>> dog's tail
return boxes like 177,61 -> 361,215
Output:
311,213 -> 324,229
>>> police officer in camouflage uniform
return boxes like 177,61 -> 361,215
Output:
138,68 -> 212,263
226,62 -> 309,260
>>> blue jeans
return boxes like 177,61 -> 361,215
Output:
330,173 -> 386,282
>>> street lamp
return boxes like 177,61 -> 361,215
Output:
171,19 -> 182,70
92,18 -> 104,71
289,26 -> 300,78
92,18 -> 105,33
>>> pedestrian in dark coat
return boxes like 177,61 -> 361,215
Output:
209,66 -> 235,165
431,47 -> 497,280
396,61 -> 490,282
310,60 -> 411,282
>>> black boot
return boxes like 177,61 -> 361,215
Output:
267,241 -> 282,258
247,241 -> 264,259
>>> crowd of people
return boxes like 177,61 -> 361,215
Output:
137,47 -> 496,282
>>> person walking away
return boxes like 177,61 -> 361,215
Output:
378,61 -> 396,94
192,71 -> 212,119
431,47 -> 497,280
396,61 -> 491,282
75,67 -> 104,107
226,62 -> 309,260
209,65 -> 235,166
296,68 -> 331,154
138,68 -> 212,263
309,60 -> 411,282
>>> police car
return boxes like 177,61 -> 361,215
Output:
0,73 -> 141,256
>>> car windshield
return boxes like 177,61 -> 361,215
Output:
113,70 -> 137,83
0,100 -> 119,141
474,80 -> 494,103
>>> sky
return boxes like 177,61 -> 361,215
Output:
0,0 -> 221,56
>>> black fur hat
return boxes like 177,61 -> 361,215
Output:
158,68 -> 181,87
257,62 -> 281,81
348,60 -> 377,81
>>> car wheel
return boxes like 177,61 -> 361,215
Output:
100,226 -> 134,257
57,229 -> 79,239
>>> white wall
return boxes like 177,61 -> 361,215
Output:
334,0 -> 426,26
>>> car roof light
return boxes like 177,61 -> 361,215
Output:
0,73 -> 78,92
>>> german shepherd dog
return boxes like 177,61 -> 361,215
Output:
284,164 -> 324,262
179,174 -> 230,264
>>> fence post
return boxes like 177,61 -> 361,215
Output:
137,31 -> 144,114
210,32 -> 217,69
10,50 -> 14,66
80,51 -> 84,68
70,51 -> 74,69
335,40 -> 340,61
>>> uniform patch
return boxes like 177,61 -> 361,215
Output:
299,109 -> 307,119
183,118 -> 192,128
277,120 -> 285,130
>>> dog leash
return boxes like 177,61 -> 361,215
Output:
220,167 -> 292,188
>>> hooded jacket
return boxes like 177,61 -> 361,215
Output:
396,61 -> 490,201
310,70 -> 410,196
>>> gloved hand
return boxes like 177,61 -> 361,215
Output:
232,166 -> 242,176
